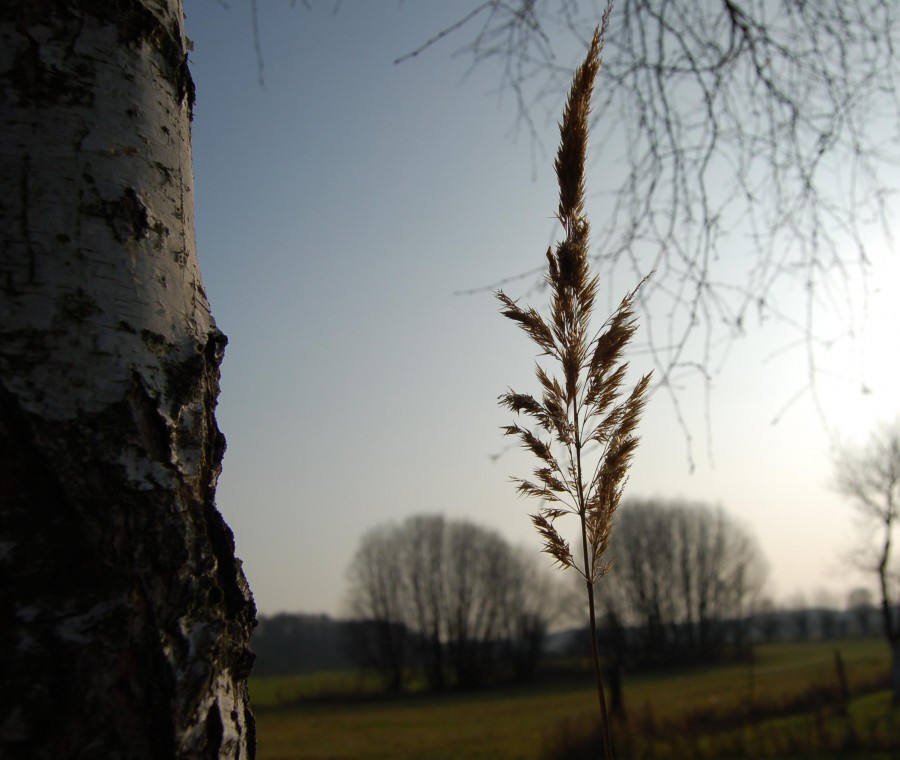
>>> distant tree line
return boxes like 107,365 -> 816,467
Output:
251,614 -> 355,677
345,514 -> 561,691
255,505 -> 880,683
344,504 -> 769,690
248,594 -> 881,680
752,588 -> 883,644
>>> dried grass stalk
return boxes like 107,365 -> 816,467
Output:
497,5 -> 650,758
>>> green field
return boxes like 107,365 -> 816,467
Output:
250,639 -> 899,759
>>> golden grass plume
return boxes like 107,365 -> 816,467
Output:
497,5 -> 650,757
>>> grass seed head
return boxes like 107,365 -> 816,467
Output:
498,12 -> 649,585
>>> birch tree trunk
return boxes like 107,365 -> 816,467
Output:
0,2 -> 257,757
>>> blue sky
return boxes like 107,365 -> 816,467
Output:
184,1 -> 899,617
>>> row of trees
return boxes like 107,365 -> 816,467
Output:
345,501 -> 768,690
345,515 -> 561,691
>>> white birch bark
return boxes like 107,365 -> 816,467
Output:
0,2 -> 257,757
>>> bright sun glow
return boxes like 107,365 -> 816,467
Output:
815,248 -> 900,442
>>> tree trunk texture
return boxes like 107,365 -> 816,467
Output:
0,2 -> 257,758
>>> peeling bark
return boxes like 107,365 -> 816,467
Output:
0,1 -> 256,757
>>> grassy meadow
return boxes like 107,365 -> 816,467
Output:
250,639 -> 899,759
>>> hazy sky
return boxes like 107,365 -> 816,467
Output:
184,1 -> 899,618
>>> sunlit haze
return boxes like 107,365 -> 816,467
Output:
184,2 -> 899,619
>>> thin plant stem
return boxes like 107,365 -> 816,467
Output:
575,387 -> 613,758
586,579 -> 613,760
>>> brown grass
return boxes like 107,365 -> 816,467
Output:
496,4 -> 651,758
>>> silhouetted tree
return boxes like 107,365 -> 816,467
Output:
345,515 -> 560,689
833,421 -> 900,702
503,549 -> 567,682
401,515 -> 450,689
442,520 -> 518,688
603,498 -> 768,664
345,526 -> 410,690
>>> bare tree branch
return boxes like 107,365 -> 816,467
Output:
407,1 -> 900,463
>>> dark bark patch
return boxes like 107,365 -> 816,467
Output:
150,220 -> 170,251
164,351 -> 203,412
176,52 -> 196,120
127,371 -> 171,465
14,154 -> 36,295
89,187 -> 151,244
245,704 -> 257,759
163,331 -> 223,421
233,630 -> 257,683
61,287 -> 101,322
140,329 -> 168,354
0,328 -> 52,376
153,160 -> 174,185
8,34 -> 94,107
119,187 -> 150,240
203,502 -> 243,616
204,702 -> 223,759
204,329 -> 228,368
